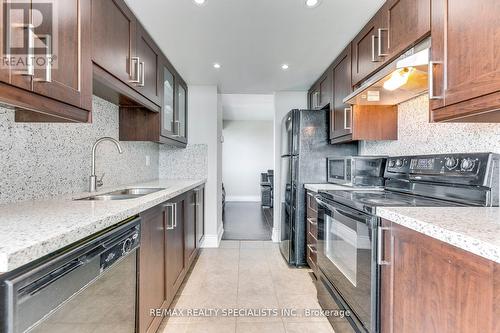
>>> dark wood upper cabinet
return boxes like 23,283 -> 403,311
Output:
308,83 -> 320,109
379,0 -> 430,60
32,0 -> 92,111
351,13 -> 387,87
160,58 -> 176,138
135,24 -> 161,106
91,0 -> 136,86
380,219 -> 499,333
138,205 -> 166,333
330,45 -> 353,141
429,0 -> 500,122
174,78 -> 188,144
319,70 -> 333,109
0,0 -> 92,122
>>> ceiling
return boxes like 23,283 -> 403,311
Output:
221,94 -> 274,121
124,0 -> 385,94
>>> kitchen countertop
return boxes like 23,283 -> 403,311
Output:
304,183 -> 383,192
376,207 -> 500,264
0,178 -> 206,273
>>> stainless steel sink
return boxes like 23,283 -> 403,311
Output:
75,188 -> 166,201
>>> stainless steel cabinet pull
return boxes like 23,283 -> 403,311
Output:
371,35 -> 381,62
172,120 -> 181,137
138,61 -> 145,87
13,23 -> 35,76
164,203 -> 176,230
377,226 -> 390,265
429,61 -> 444,100
307,244 -> 317,255
377,28 -> 388,57
34,34 -> 52,83
129,57 -> 140,84
344,107 -> 352,130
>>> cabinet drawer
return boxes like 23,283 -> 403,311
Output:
307,231 -> 317,247
307,192 -> 318,212
307,217 -> 318,239
307,244 -> 318,273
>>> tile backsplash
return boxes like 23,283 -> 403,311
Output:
360,95 -> 500,156
159,144 -> 208,179
0,96 -> 159,204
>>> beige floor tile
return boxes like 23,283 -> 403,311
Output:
284,321 -> 335,333
278,294 -> 326,323
238,273 -> 275,296
219,240 -> 241,248
240,241 -> 266,249
236,292 -> 281,323
158,321 -> 189,333
184,322 -> 236,333
236,321 -> 286,333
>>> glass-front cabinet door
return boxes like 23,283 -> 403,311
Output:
161,65 -> 175,137
175,80 -> 188,143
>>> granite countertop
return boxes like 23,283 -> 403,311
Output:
0,178 -> 206,273
376,207 -> 500,264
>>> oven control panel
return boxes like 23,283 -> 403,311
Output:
384,153 -> 498,186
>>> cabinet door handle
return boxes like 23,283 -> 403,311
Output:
371,35 -> 381,62
172,120 -> 181,137
164,203 -> 176,230
344,107 -> 352,130
377,226 -> 391,265
377,28 -> 388,57
13,23 -> 35,76
34,34 -> 52,83
307,244 -> 317,255
137,61 -> 145,87
429,61 -> 444,100
129,57 -> 140,83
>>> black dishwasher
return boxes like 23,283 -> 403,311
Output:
0,217 -> 141,333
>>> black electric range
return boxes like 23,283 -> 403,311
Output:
314,153 -> 499,333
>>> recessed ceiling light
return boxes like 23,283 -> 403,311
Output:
305,0 -> 320,8
213,63 -> 221,69
281,64 -> 289,70
194,0 -> 206,5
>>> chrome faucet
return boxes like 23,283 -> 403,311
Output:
89,137 -> 123,192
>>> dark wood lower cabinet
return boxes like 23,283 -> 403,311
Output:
138,185 -> 205,333
306,191 -> 318,277
380,219 -> 499,333
138,205 -> 166,333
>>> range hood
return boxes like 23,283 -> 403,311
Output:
344,38 -> 431,106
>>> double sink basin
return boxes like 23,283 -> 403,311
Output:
75,188 -> 166,201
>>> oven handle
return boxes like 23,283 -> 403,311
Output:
377,226 -> 391,266
314,195 -> 373,223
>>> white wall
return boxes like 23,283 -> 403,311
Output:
272,91 -> 308,242
187,86 -> 223,247
360,95 -> 500,155
222,120 -> 274,201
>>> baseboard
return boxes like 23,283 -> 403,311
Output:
272,227 -> 280,243
226,195 -> 261,202
202,223 -> 224,248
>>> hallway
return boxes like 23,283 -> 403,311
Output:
222,203 -> 273,240
158,241 -> 334,333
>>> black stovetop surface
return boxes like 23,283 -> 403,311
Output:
318,190 -> 464,214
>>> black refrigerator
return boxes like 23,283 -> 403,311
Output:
279,109 -> 357,266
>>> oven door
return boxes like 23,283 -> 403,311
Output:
315,195 -> 378,333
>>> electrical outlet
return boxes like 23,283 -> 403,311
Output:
145,155 -> 151,166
